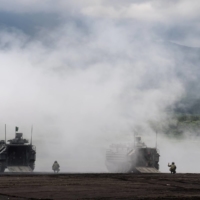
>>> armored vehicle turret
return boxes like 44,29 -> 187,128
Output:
105,136 -> 160,173
0,133 -> 36,172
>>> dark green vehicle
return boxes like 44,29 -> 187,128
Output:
0,133 -> 36,172
106,136 -> 160,173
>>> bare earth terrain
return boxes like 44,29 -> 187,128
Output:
0,173 -> 200,199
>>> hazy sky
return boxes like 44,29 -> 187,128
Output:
0,0 -> 200,172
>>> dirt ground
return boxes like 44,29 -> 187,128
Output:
0,173 -> 200,200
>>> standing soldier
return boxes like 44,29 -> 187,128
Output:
52,161 -> 60,173
168,162 -> 176,174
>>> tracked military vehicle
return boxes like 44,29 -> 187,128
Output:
105,136 -> 160,173
0,133 -> 36,172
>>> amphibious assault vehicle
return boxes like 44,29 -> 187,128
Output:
105,136 -> 160,173
0,133 -> 36,172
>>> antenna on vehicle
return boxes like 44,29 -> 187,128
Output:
155,129 -> 157,149
5,124 -> 6,143
31,125 -> 33,145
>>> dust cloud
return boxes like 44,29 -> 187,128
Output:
0,1 -> 199,173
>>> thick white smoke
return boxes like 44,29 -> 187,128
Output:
0,0 -> 199,173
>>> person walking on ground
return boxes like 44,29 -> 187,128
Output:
168,162 -> 176,174
52,161 -> 60,173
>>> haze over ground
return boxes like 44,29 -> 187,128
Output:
0,0 -> 200,172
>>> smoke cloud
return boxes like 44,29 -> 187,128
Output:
0,0 -> 199,172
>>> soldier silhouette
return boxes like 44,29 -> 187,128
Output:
52,161 -> 60,173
